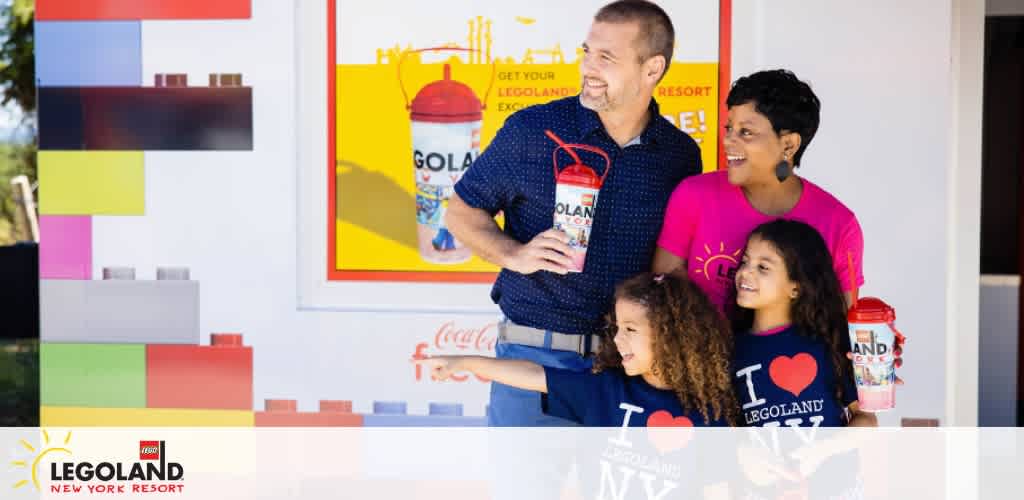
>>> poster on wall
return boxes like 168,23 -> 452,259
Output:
329,0 -> 730,283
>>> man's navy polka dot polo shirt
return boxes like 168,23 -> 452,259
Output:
454,95 -> 702,336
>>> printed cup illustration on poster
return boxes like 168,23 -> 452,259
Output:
330,0 -> 726,282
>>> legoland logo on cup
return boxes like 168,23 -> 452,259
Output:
139,441 -> 160,460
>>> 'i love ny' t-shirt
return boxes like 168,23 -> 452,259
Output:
543,367 -> 734,500
657,171 -> 864,310
732,324 -> 856,427
733,325 -> 864,500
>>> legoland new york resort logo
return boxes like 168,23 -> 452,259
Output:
12,431 -> 185,494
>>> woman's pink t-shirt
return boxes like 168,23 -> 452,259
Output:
657,170 -> 865,309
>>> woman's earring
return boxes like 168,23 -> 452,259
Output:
775,153 -> 791,182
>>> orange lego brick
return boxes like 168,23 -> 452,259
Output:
146,333 -> 253,410
255,399 -> 363,427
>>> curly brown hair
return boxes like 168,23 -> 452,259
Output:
594,273 -> 740,426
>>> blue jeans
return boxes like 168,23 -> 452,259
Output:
487,333 -> 592,500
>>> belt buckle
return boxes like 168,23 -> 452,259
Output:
497,319 -> 510,343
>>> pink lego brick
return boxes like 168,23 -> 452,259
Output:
39,215 -> 92,279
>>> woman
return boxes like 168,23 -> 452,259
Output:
654,69 -> 863,310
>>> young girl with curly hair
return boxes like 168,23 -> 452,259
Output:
416,272 -> 738,427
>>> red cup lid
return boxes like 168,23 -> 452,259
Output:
848,297 -> 895,323
409,65 -> 482,123
556,164 -> 603,188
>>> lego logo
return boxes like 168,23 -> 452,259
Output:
856,330 -> 871,343
140,440 -> 160,460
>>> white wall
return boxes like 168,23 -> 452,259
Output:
731,0 -> 983,425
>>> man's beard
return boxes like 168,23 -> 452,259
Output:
580,78 -> 613,112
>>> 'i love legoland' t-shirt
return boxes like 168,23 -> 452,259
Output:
733,324 -> 863,500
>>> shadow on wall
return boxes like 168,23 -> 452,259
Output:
335,160 -> 418,251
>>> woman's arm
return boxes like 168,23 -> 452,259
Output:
847,402 -> 879,427
413,355 -> 547,393
652,247 -> 688,277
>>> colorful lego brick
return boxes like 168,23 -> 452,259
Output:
37,0 -> 251,20
155,74 -> 188,87
38,151 -> 144,215
41,343 -> 146,408
41,406 -> 254,427
361,401 -> 486,427
39,87 -> 253,150
209,73 -> 243,87
40,268 -> 200,344
146,333 -> 253,410
102,266 -> 136,280
255,399 -> 363,427
35,21 -> 142,86
39,215 -> 92,280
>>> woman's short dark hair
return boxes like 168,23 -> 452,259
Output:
726,69 -> 821,167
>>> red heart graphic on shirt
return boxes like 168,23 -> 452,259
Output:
645,410 -> 694,454
769,353 -> 818,397
422,173 -> 431,182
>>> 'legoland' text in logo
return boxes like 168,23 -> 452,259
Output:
48,440 -> 185,495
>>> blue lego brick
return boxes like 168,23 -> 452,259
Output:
40,267 -> 200,344
362,401 -> 486,427
36,21 -> 142,86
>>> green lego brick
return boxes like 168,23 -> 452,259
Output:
41,343 -> 145,408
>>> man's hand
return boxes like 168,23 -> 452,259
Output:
505,229 -> 575,275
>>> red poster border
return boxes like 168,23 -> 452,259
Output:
327,0 -> 732,283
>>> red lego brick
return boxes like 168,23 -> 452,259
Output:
255,399 -> 363,427
155,74 -> 188,88
146,333 -> 253,410
320,400 -> 352,413
209,73 -> 243,87
265,399 -> 297,412
37,0 -> 251,20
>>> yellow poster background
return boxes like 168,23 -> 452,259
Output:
335,42 -> 718,274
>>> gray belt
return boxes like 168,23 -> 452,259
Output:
498,320 -> 601,356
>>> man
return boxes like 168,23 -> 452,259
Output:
447,0 -> 702,427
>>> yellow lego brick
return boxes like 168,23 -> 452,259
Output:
39,151 -> 144,215
41,406 -> 254,427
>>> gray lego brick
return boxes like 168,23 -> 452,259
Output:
41,278 -> 200,344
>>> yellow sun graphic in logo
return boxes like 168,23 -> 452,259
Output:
693,242 -> 742,280
11,429 -> 72,491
